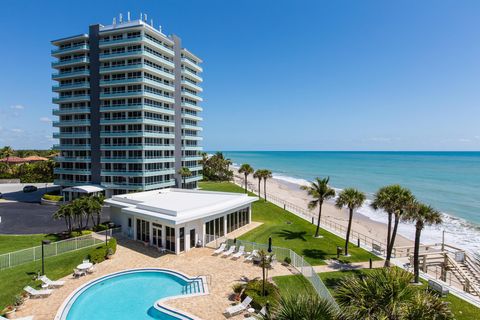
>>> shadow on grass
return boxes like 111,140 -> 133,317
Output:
322,269 -> 365,289
302,248 -> 328,260
273,229 -> 308,241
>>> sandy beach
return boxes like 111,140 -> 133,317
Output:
232,168 -> 414,249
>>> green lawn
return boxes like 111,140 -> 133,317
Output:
273,274 -> 316,296
200,181 -> 380,265
318,269 -> 480,320
0,244 -> 106,310
0,234 -> 60,255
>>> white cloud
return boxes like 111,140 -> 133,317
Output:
39,117 -> 52,123
369,137 -> 392,142
10,104 -> 24,110
11,128 -> 24,133
458,138 -> 471,143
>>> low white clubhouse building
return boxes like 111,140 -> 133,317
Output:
106,188 -> 257,254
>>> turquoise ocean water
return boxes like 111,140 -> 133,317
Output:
221,151 -> 480,251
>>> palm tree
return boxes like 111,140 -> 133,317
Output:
53,203 -> 73,233
238,164 -> 254,193
178,167 -> 192,188
253,169 -> 263,199
92,194 -> 105,227
335,188 -> 366,256
300,177 -> 336,238
403,201 -> 442,283
371,185 -> 414,267
261,169 -> 272,202
335,267 -> 453,320
258,250 -> 273,296
266,293 -> 338,320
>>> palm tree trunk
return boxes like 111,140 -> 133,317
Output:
64,217 -> 69,232
96,213 -> 101,226
385,214 -> 400,267
244,173 -> 248,193
413,224 -> 422,283
345,208 -> 353,256
262,264 -> 266,296
315,201 -> 323,237
384,212 -> 393,267
258,179 -> 261,199
263,179 -> 267,202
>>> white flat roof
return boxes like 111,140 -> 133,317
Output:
105,188 -> 257,225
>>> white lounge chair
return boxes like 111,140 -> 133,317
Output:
213,243 -> 226,254
39,275 -> 65,288
232,246 -> 245,259
82,259 -> 90,264
0,315 -> 33,320
224,296 -> 253,317
245,306 -> 267,320
24,286 -> 52,298
87,265 -> 96,274
222,245 -> 236,257
245,250 -> 259,262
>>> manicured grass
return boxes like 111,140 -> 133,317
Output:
0,234 -> 60,255
0,243 -> 107,310
319,269 -> 480,320
273,274 -> 316,296
200,181 -> 380,265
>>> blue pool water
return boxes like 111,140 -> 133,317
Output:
62,269 -> 202,320
221,151 -> 480,251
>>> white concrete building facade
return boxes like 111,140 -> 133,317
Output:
106,189 -> 257,254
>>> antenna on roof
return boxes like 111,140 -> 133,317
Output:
144,13 -> 148,22
113,17 -> 117,25
159,25 -> 162,33
140,12 -> 143,21
119,13 -> 123,23
127,11 -> 131,21
150,19 -> 154,27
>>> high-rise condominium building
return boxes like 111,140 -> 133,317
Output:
51,14 -> 203,198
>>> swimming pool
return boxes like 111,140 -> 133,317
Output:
55,268 -> 207,320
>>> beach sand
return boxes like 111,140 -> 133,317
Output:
233,169 -> 414,248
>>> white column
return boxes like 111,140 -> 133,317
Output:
175,227 -> 180,254
202,221 -> 206,246
161,224 -> 166,249
223,215 -> 228,237
248,205 -> 252,224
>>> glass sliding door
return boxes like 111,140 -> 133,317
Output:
165,226 -> 176,252
190,229 -> 195,248
136,218 -> 150,243
179,227 -> 185,252
152,223 -> 162,248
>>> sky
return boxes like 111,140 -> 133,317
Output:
0,0 -> 479,151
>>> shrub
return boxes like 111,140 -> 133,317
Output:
284,256 -> 291,265
243,279 -> 279,309
70,230 -> 92,237
93,224 -> 108,232
42,194 -> 63,201
107,238 -> 117,255
88,239 -> 117,264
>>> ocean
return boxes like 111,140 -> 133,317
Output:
220,151 -> 480,252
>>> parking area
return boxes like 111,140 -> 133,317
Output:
0,183 -> 59,203
0,183 -> 110,234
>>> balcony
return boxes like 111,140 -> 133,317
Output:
143,64 -> 175,81
181,57 -> 203,73
186,165 -> 203,172
144,179 -> 177,190
101,168 -> 175,177
99,36 -> 143,47
99,50 -> 143,60
182,68 -> 203,83
52,57 -> 89,68
53,144 -> 91,150
101,157 -> 175,163
100,131 -> 174,139
52,82 -> 90,92
54,168 -> 91,175
55,179 -> 92,187
100,90 -> 174,104
99,64 -> 143,73
53,132 -> 91,139
100,144 -> 175,151
182,112 -> 203,121
99,118 -> 174,127
182,156 -> 203,161
99,104 -> 174,115
52,107 -> 90,115
142,37 -> 175,56
53,120 -> 90,127
51,44 -> 89,56
143,51 -> 175,68
184,175 -> 203,183
181,101 -> 202,112
52,70 -> 89,80
182,135 -> 203,141
181,80 -> 203,92
52,95 -> 90,104
181,124 -> 203,131
55,156 -> 91,162
182,146 -> 203,151
101,179 -> 176,191
182,91 -> 203,102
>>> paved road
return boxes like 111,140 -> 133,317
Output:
0,183 -> 59,203
0,201 -> 110,234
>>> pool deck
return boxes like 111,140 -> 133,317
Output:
16,226 -> 293,320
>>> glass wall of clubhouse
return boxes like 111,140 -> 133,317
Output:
126,206 -> 251,254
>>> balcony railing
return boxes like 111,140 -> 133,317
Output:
99,104 -> 174,115
52,95 -> 90,103
52,82 -> 90,91
52,107 -> 90,115
53,120 -> 91,127
52,57 -> 89,68
51,44 -> 89,55
52,70 -> 89,80
100,157 -> 175,163
53,144 -> 91,150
